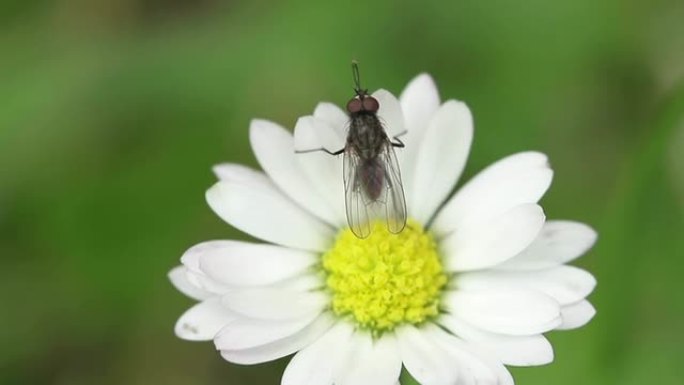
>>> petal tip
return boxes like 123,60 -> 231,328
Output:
405,72 -> 437,90
211,164 -> 232,180
205,182 -> 229,220
250,119 -> 288,143
400,73 -> 440,104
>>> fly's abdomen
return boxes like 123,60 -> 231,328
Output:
360,159 -> 385,201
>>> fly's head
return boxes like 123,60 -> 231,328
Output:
346,93 -> 379,116
347,60 -> 380,117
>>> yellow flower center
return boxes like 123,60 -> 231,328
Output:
322,219 -> 447,333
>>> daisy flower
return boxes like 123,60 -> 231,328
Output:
168,74 -> 597,385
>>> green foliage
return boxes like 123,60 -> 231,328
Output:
1,0 -> 682,384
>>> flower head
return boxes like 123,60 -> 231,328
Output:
169,74 -> 597,385
324,219 -> 446,333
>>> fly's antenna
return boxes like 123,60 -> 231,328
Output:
351,60 -> 366,96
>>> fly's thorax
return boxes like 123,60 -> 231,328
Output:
348,112 -> 387,159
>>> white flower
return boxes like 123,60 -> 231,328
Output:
168,74 -> 597,385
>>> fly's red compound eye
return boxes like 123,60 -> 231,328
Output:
347,98 -> 363,114
362,96 -> 379,112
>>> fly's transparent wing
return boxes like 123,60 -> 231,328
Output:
343,148 -> 372,238
343,142 -> 407,238
380,141 -> 407,233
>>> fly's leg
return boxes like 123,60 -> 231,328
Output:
390,128 -> 406,148
390,137 -> 405,148
295,147 -> 345,156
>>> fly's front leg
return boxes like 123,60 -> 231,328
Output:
295,147 -> 345,156
390,137 -> 405,148
390,130 -> 407,148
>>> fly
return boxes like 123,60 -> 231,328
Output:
297,61 -> 407,238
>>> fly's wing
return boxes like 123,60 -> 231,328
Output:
343,148 -> 372,238
380,141 -> 407,233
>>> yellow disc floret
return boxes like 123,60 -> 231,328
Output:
322,219 -> 447,332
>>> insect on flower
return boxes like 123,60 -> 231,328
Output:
297,62 -> 407,238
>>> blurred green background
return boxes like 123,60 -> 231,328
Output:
1,0 -> 683,384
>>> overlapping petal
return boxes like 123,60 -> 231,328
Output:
221,286 -> 327,320
439,314 -> 554,366
456,265 -> 596,305
168,266 -> 212,301
373,89 -> 406,138
432,151 -> 553,237
250,119 -> 341,226
442,289 -> 562,335
313,102 -> 349,139
441,203 -> 546,271
282,323 -> 354,385
427,325 -> 514,385
219,313 -> 335,365
206,169 -> 334,252
196,240 -> 317,286
557,300 -> 596,330
335,332 -> 402,385
396,326 -> 459,385
212,163 -> 272,186
214,311 -> 321,351
174,297 -> 237,341
293,116 -> 347,226
178,242 -> 233,294
409,100 -> 473,223
399,74 -> 441,205
499,220 -> 598,270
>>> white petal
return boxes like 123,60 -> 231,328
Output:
219,312 -> 334,365
410,100 -> 473,223
426,325 -> 514,385
293,115 -> 346,154
180,243 -> 234,294
214,311 -> 319,350
400,73 -> 440,134
260,273 -> 322,292
212,163 -> 272,186
197,240 -> 316,286
282,322 -> 354,385
443,289 -> 561,335
556,300 -> 596,330
373,89 -> 406,138
293,116 -> 347,226
186,269 -> 233,295
180,241 -> 230,273
457,266 -> 596,305
441,203 -> 546,271
249,119 -> 340,225
499,220 -> 598,270
396,326 -> 458,385
335,332 -> 402,385
221,287 -> 327,320
180,245 -> 202,272
174,297 -> 237,341
206,178 -> 334,252
439,314 -> 554,366
399,74 -> 441,204
432,151 -> 553,237
168,266 -> 212,301
313,102 -> 349,139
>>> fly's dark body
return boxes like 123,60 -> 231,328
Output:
338,62 -> 408,238
294,61 -> 407,238
347,112 -> 388,200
